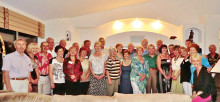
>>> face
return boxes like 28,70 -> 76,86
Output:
161,47 -> 167,54
15,40 -> 26,53
41,42 -> 49,53
189,47 -> 197,55
56,48 -> 64,57
141,40 -> 148,48
185,41 -> 192,48
192,58 -> 202,68
73,43 -> 79,51
136,48 -> 143,56
148,47 -> 155,54
124,53 -> 130,60
94,44 -> 101,52
209,46 -> 216,53
110,50 -> 116,58
60,40 -> 66,48
47,39 -> 54,49
32,47 -> 39,55
168,46 -> 174,53
156,40 -> 163,48
117,46 -> 123,53
173,49 -> 179,57
128,44 -> 134,53
69,47 -> 77,56
180,49 -> 187,57
84,42 -> 91,48
99,38 -> 105,48
80,50 -> 87,58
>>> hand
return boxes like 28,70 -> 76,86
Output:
207,68 -> 212,73
51,82 -> 55,89
172,75 -> 177,80
108,80 -> 112,85
197,91 -> 203,95
139,75 -> 146,82
6,86 -> 13,91
28,83 -> 32,92
70,75 -> 76,80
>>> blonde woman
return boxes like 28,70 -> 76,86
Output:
88,41 -> 107,95
26,43 -> 40,92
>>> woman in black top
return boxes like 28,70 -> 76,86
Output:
179,47 -> 192,96
191,54 -> 217,102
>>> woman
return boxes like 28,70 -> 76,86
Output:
26,43 -> 40,92
189,43 -> 212,84
170,45 -> 184,93
49,45 -> 65,95
115,43 -> 123,61
105,46 -> 121,96
120,49 -> 133,94
157,44 -> 172,93
78,47 -> 90,95
192,54 -> 217,102
180,47 -> 192,96
63,47 -> 83,95
207,44 -> 220,67
88,41 -> 107,96
130,46 -> 149,94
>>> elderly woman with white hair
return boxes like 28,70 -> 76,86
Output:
105,46 -> 121,96
191,54 -> 217,102
130,46 -> 149,94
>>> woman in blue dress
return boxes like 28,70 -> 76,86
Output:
119,50 -> 133,94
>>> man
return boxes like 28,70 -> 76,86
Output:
141,39 -> 148,56
143,44 -> 158,93
155,39 -> 163,55
35,42 -> 53,94
185,39 -> 192,51
59,40 -> 68,57
46,37 -> 56,58
72,42 -> 80,53
2,39 -> 32,92
128,43 -> 136,59
83,40 -> 91,57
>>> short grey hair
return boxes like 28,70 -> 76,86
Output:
14,39 -> 27,46
109,46 -> 117,54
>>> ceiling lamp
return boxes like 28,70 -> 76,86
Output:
132,19 -> 143,28
152,20 -> 162,29
113,21 -> 123,30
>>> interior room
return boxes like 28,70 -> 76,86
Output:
0,0 -> 220,101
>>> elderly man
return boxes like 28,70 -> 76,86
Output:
59,40 -> 68,57
3,39 -> 32,92
83,40 -> 91,57
46,37 -> 56,58
155,39 -> 163,55
128,43 -> 136,59
141,39 -> 149,56
35,42 -> 53,94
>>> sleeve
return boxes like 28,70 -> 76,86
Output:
2,55 -> 11,71
199,70 -> 212,98
74,60 -> 83,81
49,58 -> 53,64
130,58 -> 140,78
202,57 -> 212,68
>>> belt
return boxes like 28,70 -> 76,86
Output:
40,74 -> 49,76
149,68 -> 158,70
11,78 -> 27,80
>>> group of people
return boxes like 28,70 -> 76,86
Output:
2,37 -> 219,102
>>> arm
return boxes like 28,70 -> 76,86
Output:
156,55 -> 167,78
99,62 -> 106,79
89,61 -> 98,79
3,71 -> 12,91
168,57 -> 172,79
106,70 -> 112,85
49,64 -> 55,89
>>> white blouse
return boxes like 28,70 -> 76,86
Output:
172,58 -> 184,70
89,53 -> 107,74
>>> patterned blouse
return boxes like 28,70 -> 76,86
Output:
207,53 -> 220,67
35,52 -> 53,75
130,56 -> 149,93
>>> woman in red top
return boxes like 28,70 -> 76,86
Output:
63,47 -> 83,95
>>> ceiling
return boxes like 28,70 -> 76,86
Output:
1,0 -> 151,20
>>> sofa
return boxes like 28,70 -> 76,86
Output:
0,91 -> 192,102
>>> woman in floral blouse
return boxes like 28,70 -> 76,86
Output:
130,46 -> 149,94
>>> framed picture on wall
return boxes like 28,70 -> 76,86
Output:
66,30 -> 71,41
